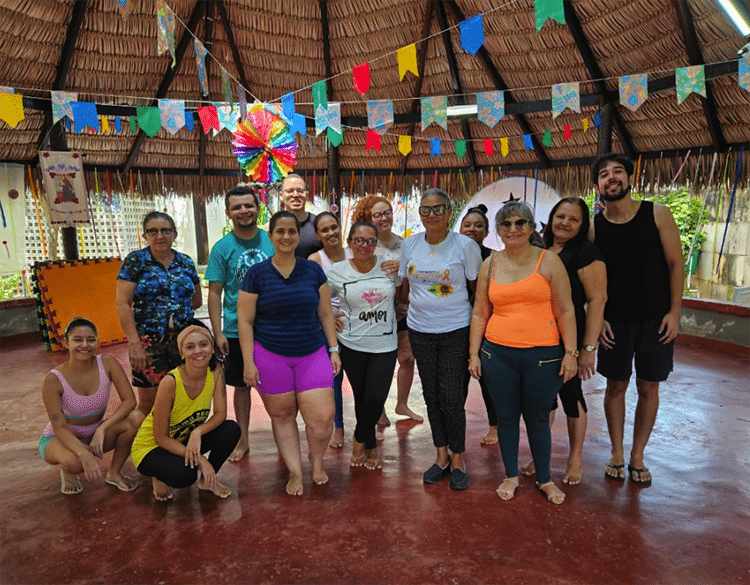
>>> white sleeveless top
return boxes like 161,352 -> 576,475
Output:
319,248 -> 353,315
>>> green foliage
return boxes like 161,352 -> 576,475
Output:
0,274 -> 22,300
653,187 -> 709,270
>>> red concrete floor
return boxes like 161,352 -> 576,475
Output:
0,339 -> 748,585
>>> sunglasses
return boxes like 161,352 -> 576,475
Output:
145,228 -> 175,237
351,237 -> 378,247
418,204 -> 448,217
371,209 -> 393,220
498,219 -> 530,231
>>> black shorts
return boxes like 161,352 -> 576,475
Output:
132,331 -> 181,388
597,319 -> 674,383
552,375 -> 588,418
225,337 -> 249,388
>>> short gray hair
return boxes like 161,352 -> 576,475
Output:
421,188 -> 451,207
495,201 -> 537,232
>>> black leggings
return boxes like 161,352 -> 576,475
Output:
137,420 -> 241,488
340,343 -> 398,449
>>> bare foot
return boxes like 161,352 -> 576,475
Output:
364,448 -> 382,470
229,441 -> 249,462
480,426 -> 498,445
394,404 -> 423,422
378,411 -> 391,427
152,478 -> 173,501
496,477 -> 519,501
520,459 -> 536,476
605,460 -> 626,480
309,453 -> 329,485
198,478 -> 232,498
329,427 -> 344,449
285,473 -> 304,496
563,457 -> 583,485
60,469 -> 82,495
350,439 -> 366,467
537,481 -> 565,505
375,424 -> 386,442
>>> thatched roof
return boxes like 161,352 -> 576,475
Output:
0,0 -> 748,196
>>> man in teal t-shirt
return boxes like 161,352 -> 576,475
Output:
206,185 -> 274,461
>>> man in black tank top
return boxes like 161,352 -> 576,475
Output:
591,153 -> 684,486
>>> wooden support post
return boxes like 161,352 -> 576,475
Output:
597,103 -> 614,156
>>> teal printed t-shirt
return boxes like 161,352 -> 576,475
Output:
205,230 -> 274,338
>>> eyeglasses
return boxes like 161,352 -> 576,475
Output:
282,188 -> 308,195
371,209 -> 393,220
418,204 -> 448,217
351,237 -> 378,247
145,228 -> 175,237
498,219 -> 529,231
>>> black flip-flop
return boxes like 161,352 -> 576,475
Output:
628,465 -> 652,485
605,462 -> 626,482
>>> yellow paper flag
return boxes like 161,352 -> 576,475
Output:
500,137 -> 509,157
0,93 -> 24,127
397,44 -> 418,80
582,117 -> 589,133
398,135 -> 412,156
101,116 -> 110,133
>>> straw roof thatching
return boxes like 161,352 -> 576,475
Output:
0,0 -> 748,197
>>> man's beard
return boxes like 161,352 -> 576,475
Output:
599,182 -> 630,202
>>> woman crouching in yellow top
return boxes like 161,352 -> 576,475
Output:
131,322 -> 241,501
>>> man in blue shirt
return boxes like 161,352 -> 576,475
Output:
206,185 -> 274,461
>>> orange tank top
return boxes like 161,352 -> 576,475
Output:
485,250 -> 560,348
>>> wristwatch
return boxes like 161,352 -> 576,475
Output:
583,345 -> 596,352
328,346 -> 340,353
565,349 -> 579,358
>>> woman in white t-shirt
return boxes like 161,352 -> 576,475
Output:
399,188 -> 482,491
327,222 -> 401,470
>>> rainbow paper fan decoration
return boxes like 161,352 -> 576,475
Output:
232,108 -> 297,183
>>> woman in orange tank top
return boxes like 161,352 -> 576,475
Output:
468,202 -> 577,505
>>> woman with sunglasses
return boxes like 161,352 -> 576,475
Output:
399,188 -> 482,491
459,205 -> 498,446
352,196 -> 422,431
468,201 -> 577,505
117,212 -> 202,415
327,222 -> 402,470
309,212 -> 352,449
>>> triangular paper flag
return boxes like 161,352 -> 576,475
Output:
197,106 -> 219,134
676,65 -> 706,105
156,0 -> 176,67
740,54 -> 750,93
184,111 -> 194,132
101,116 -> 110,133
483,139 -> 494,156
327,127 -> 343,147
366,130 -> 381,152
238,87 -> 247,120
115,116 -> 122,132
194,39 -> 208,96
315,105 -> 329,136
421,96 -> 447,130
312,80 -> 328,110
460,15 -> 483,55
535,0 -> 565,32
551,82 -> 580,119
500,137 -> 509,157
136,106 -> 161,137
455,140 -> 466,159
619,74 -> 648,112
523,134 -> 534,150
215,102 -> 238,132
353,62 -> 371,95
368,100 -> 393,135
129,116 -> 137,134
397,44 -> 418,80
71,101 -> 99,133
220,66 -> 233,104
582,117 -> 589,132
291,113 -> 306,136
0,93 -> 24,127
158,99 -> 185,134
593,113 -> 601,128
542,130 -> 552,147
398,135 -> 412,156
430,138 -> 441,157
563,124 -> 572,139
477,91 -> 504,127
51,91 -> 76,123
282,93 -> 295,121
114,0 -> 132,19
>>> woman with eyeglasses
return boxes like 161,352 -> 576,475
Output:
237,211 -> 340,496
327,222 -> 402,470
352,196 -> 422,431
308,212 -> 352,449
116,211 -> 202,415
399,188 -> 482,491
459,204 -> 498,446
468,201 -> 577,505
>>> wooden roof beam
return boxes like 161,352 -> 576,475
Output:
198,1 -> 214,177
123,1 -> 206,174
435,1 -> 477,169
443,0 -> 551,168
563,2 -> 636,159
36,0 -> 89,150
400,0 -> 436,175
673,0 -> 727,151
216,0 -> 252,93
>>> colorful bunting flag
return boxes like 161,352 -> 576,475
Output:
281,93 -> 295,121
563,124 -> 572,139
366,130 -> 381,152
312,80 -> 328,111
65,118 -> 72,132
194,39 -> 208,96
460,15 -> 484,55
619,73 -> 648,112
136,106 -> 161,137
101,116 -> 110,133
535,0 -> 565,32
421,96 -> 447,130
477,91 -> 504,127
52,91 -> 77,123
483,139 -> 494,156
197,106 -> 219,133
523,134 -> 534,150
551,82 -> 580,119
328,126 -> 343,147
70,102 -> 99,133
397,44 -> 418,80
115,116 -> 122,132
184,111 -> 194,132
315,105 -> 332,136
593,113 -> 601,128
367,100 -> 393,135
290,113 -> 306,136
582,117 -> 589,132
156,0 -> 176,67
159,99 -> 185,134
353,63 -> 371,95
455,140 -> 466,159
676,65 -> 706,105
220,66 -> 233,104
542,130 -> 552,147
398,135 -> 412,156
114,0 -> 132,19
500,137 -> 509,157
0,93 -> 24,127
238,87 -> 247,120
216,103 -> 238,132
430,138 -> 441,157
740,54 -> 750,93
129,116 -> 136,134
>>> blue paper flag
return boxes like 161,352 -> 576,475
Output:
523,134 -> 534,150
291,113 -> 306,136
184,110 -> 194,132
282,93 -> 296,122
430,138 -> 442,157
460,15 -> 484,55
65,118 -> 71,132
114,116 -> 122,133
70,101 -> 99,133
593,113 -> 601,128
